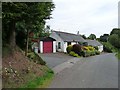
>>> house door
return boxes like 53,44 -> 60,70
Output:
43,41 -> 53,53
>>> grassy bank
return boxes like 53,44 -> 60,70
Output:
2,46 -> 54,88
102,42 -> 120,60
116,50 -> 120,60
21,68 -> 54,88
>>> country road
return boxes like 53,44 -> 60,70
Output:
49,53 -> 118,88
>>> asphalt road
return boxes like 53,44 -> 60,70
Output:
49,53 -> 118,88
39,53 -> 74,68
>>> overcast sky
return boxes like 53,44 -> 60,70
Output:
46,0 -> 119,38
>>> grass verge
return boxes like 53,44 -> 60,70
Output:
20,68 -> 54,88
116,50 -> 120,60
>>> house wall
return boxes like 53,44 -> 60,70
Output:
71,42 -> 77,45
64,42 -> 67,52
98,45 -> 103,52
40,41 -> 43,53
50,32 -> 64,52
53,41 -> 56,53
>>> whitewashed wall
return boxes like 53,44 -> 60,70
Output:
50,31 -> 64,52
40,41 -> 43,53
63,42 -> 67,52
98,45 -> 103,52
71,42 -> 77,45
53,41 -> 56,53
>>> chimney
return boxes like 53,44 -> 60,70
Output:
77,31 -> 79,35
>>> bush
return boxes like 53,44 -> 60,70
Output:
109,34 -> 120,48
69,51 -> 80,57
103,44 -> 112,53
27,52 -> 46,65
72,44 -> 82,56
66,45 -> 73,54
81,46 -> 96,57
94,46 -> 98,50
81,50 -> 90,57
95,50 -> 100,55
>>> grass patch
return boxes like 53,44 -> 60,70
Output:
116,50 -> 120,60
20,68 -> 54,88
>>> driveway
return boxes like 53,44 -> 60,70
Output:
38,53 -> 75,68
49,53 -> 118,88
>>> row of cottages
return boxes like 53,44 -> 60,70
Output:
85,40 -> 103,52
33,31 -> 103,53
50,31 -> 85,52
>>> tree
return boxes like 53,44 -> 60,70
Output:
108,34 -> 120,48
2,2 -> 26,49
80,34 -> 87,39
88,34 -> 96,40
2,2 -> 55,55
100,34 -> 109,42
110,28 -> 120,36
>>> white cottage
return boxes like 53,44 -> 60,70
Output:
85,40 -> 103,52
50,31 -> 85,53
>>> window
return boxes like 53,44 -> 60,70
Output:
58,42 -> 61,49
67,42 -> 71,46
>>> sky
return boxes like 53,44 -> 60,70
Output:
46,0 -> 119,38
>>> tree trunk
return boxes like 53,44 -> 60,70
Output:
25,29 -> 29,56
9,20 -> 16,50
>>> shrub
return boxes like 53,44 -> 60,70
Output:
69,51 -> 80,57
109,34 -> 120,48
87,46 -> 95,51
66,45 -> 73,53
103,44 -> 112,53
82,50 -> 90,57
72,44 -> 82,56
94,46 -> 98,50
82,46 -> 89,51
89,50 -> 95,56
95,50 -> 100,55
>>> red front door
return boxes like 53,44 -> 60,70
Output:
43,41 -> 53,53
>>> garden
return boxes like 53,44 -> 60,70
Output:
66,44 -> 100,58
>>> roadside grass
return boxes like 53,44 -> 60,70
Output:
116,50 -> 120,60
20,67 -> 54,89
102,42 -> 120,60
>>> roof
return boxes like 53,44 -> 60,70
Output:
40,37 -> 56,41
53,31 -> 85,42
85,40 -> 103,46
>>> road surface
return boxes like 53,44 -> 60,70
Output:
49,53 -> 118,88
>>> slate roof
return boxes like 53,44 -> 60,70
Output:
53,31 -> 85,42
85,40 -> 103,46
40,37 -> 56,41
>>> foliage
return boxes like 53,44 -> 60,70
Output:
116,50 -> 120,60
95,50 -> 100,55
108,34 -> 120,48
67,44 -> 100,57
66,45 -> 73,54
27,52 -> 46,65
69,51 -> 80,57
94,46 -> 98,50
100,34 -> 109,42
102,42 -> 113,53
21,68 -> 54,88
72,44 -> 82,56
80,34 -> 87,39
81,46 -> 97,57
110,28 -> 120,37
88,34 -> 96,40
2,2 -> 55,54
